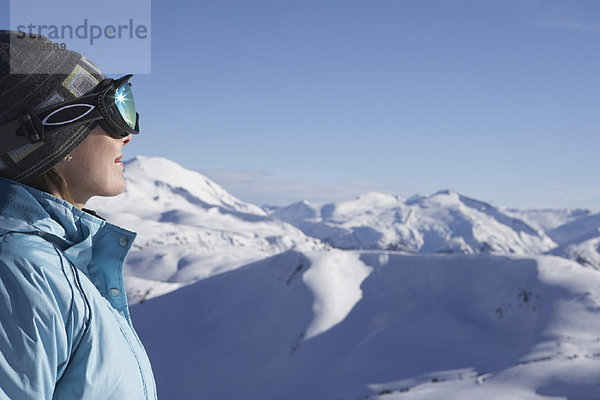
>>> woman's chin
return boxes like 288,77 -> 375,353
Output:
99,179 -> 127,198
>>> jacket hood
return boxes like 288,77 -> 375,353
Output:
0,177 -> 135,272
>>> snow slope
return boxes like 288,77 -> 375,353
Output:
87,156 -> 323,303
269,190 -> 556,255
130,250 -> 600,400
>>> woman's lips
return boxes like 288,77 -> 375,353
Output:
115,155 -> 123,166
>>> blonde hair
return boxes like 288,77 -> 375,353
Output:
28,167 -> 75,204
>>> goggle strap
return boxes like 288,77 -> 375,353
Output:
35,92 -> 98,121
0,100 -> 105,155
0,113 -> 44,155
34,93 -> 106,134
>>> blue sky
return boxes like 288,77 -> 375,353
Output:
4,0 -> 600,208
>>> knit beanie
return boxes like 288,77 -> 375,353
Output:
0,30 -> 105,183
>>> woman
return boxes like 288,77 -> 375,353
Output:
0,31 -> 157,399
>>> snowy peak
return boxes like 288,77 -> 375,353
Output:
270,200 -> 320,221
413,190 -> 493,214
353,192 -> 401,205
119,156 -> 266,217
326,192 -> 402,221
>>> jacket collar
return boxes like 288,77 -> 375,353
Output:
0,177 -> 135,272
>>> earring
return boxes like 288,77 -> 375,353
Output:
65,155 -> 72,162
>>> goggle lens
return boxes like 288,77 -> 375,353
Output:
114,82 -> 137,130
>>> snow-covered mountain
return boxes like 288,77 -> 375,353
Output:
545,212 -> 600,270
509,208 -> 592,232
87,156 -> 323,303
132,250 -> 600,399
86,156 -> 600,399
268,190 -> 557,255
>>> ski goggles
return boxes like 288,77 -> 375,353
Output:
0,74 -> 139,155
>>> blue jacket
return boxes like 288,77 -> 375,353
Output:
0,177 -> 157,399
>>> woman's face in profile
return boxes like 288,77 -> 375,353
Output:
55,125 -> 131,204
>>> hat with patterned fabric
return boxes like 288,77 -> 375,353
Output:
0,30 -> 105,183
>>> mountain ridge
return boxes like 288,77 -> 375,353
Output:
268,189 -> 557,256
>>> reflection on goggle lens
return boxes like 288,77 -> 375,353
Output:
114,82 -> 136,130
